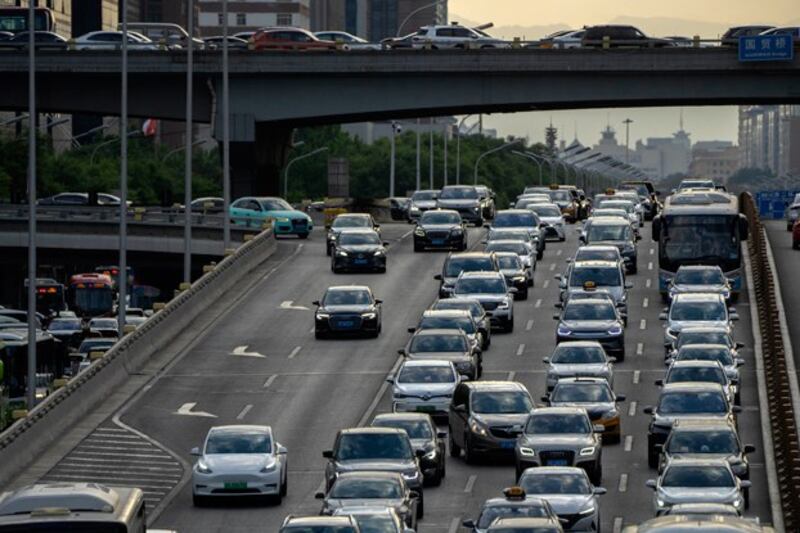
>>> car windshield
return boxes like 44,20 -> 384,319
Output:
338,233 -> 381,246
587,224 -> 631,242
445,257 -> 496,277
409,334 -> 468,353
323,290 -> 372,306
569,267 -> 621,287
661,465 -> 735,488
397,365 -> 455,384
530,205 -> 562,217
421,212 -> 461,225
520,473 -> 591,495
205,432 -> 271,454
477,505 -> 549,528
353,516 -> 397,533
671,301 -> 726,321
497,255 -> 523,269
471,391 -> 533,414
90,319 -> 117,328
486,242 -> 529,255
412,191 -> 437,201
552,383 -> 613,403
333,217 -> 370,228
259,198 -> 293,211
563,302 -> 617,321
420,316 -> 476,334
675,269 -> 726,285
551,345 -> 606,364
494,213 -> 537,228
575,249 -> 619,262
433,300 -> 482,318
592,209 -> 628,219
439,187 -> 478,200
337,434 -> 412,461
490,229 -> 531,241
548,191 -> 572,203
48,319 -> 81,331
455,278 -> 506,294
668,367 -> 726,385
658,391 -> 727,414
678,332 -> 732,348
526,413 -> 591,434
677,347 -> 734,366
329,478 -> 403,499
373,419 -> 432,439
282,527 -> 356,533
598,201 -> 634,213
668,429 -> 739,454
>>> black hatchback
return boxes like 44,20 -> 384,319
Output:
314,286 -> 382,339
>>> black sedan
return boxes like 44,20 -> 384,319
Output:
331,229 -> 388,273
554,297 -> 626,361
372,413 -> 447,486
413,210 -> 467,252
314,286 -> 382,339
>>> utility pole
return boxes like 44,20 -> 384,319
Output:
389,121 -> 398,197
443,122 -> 448,186
429,118 -> 434,189
623,118 -> 633,165
184,0 -> 194,284
26,1 -> 37,410
222,0 -> 231,251
118,0 -> 129,338
415,119 -> 421,190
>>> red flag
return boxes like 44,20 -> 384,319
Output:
142,119 -> 158,137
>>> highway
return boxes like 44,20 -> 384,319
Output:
31,221 -> 772,532
765,220 -> 800,378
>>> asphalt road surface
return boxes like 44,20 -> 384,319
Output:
33,221 -> 772,532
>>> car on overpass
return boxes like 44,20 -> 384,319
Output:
409,23 -> 508,49
759,26 -> 800,44
720,25 -> 775,46
37,192 -> 124,206
314,30 -> 381,50
5,30 -> 66,48
230,196 -> 313,237
252,27 -> 338,51
581,25 -> 673,48
73,30 -> 159,50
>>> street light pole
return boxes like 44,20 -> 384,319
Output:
26,1 -> 37,410
389,121 -> 398,197
429,118 -> 434,189
473,138 -> 523,185
396,0 -> 444,37
118,0 -> 128,338
184,0 -> 194,285
623,118 -> 633,165
455,115 -> 471,185
284,147 -> 329,199
443,122 -> 448,186
222,0 -> 231,251
415,119 -> 421,190
511,150 -> 543,186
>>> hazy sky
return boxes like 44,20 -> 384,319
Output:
447,1 -> 796,147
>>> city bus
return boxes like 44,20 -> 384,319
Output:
0,483 -> 146,532
66,273 -> 114,318
24,278 -> 66,316
0,7 -> 55,34
652,189 -> 749,300
95,266 -> 134,293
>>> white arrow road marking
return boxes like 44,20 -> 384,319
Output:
231,345 -> 266,358
280,300 -> 309,311
174,403 -> 217,418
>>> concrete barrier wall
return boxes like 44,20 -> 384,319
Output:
0,229 -> 277,486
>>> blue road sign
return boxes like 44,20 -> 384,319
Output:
756,190 -> 799,219
739,34 -> 795,62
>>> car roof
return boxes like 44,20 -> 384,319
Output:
676,265 -> 722,271
399,359 -> 455,368
422,209 -> 459,215
335,471 -> 404,481
413,328 -> 468,337
669,360 -> 725,369
462,380 -> 527,392
448,252 -> 494,259
209,425 -> 271,435
459,271 -> 504,279
572,260 -> 620,268
373,413 -> 433,423
664,457 -> 733,468
554,377 -> 609,385
336,228 -> 379,235
435,297 -> 482,306
335,213 -> 371,219
661,382 -> 725,393
579,244 -> 619,251
587,217 -> 631,226
671,418 -> 736,431
486,240 -> 529,247
520,466 -> 586,476
326,285 -> 371,292
422,309 -> 472,318
489,517 -> 561,528
483,495 -> 549,508
284,515 -> 356,526
339,427 -> 407,436
494,251 -> 522,259
497,209 -> 535,215
554,340 -> 605,348
671,293 -> 726,303
565,298 -> 615,306
530,407 -> 588,418
678,343 -> 731,352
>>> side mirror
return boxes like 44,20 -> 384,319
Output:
386,377 -> 394,384
635,234 -> 642,242
736,342 -> 745,349
383,241 -> 390,246
408,327 -> 417,333
415,449 -> 426,458
593,487 -> 607,495
552,314 -> 561,320
593,424 -> 605,433
732,405 -> 742,413
312,300 -> 320,306
740,480 -> 752,489
579,235 -> 586,244
625,282 -> 634,289
508,287 -> 519,295
643,406 -> 654,415
542,357 -> 550,363
375,299 -> 383,304
736,358 -> 745,367
608,357 -> 617,363
645,479 -> 657,489
730,314 -> 740,322
277,445 -> 288,454
434,274 -> 443,281
654,444 -> 663,452
554,302 -> 563,309
398,349 -> 407,356
541,395 -> 550,403
619,313 -> 628,320
437,431 -> 447,439
554,274 -> 563,280
483,224 -> 491,229
615,393 -> 626,402
453,404 -> 467,413
744,444 -> 756,455
315,491 -> 325,499
322,450 -> 334,458
462,520 -> 476,529
655,379 -> 664,386
659,312 -> 668,320
190,446 -> 201,456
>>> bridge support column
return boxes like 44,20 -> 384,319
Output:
229,123 -> 294,198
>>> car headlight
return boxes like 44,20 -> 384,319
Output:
512,276 -> 526,283
519,446 -> 536,457
275,217 -> 289,222
579,506 -> 596,516
373,250 -> 385,257
410,206 -> 420,212
362,312 -> 377,319
601,408 -> 619,420
607,326 -> 623,336
260,460 -> 278,473
336,250 -> 349,257
732,497 -> 742,508
196,459 -> 212,474
316,312 -> 330,319
498,300 -> 510,309
414,227 -> 426,237
579,446 -> 596,456
557,325 -> 572,336
666,329 -> 679,338
470,419 -> 488,436
451,228 -> 463,235
656,498 -> 666,508
403,470 -> 420,480
423,448 -> 437,460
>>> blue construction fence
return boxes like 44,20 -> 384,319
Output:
755,190 -> 800,220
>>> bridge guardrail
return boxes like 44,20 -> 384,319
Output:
741,192 -> 800,529
0,225 -> 277,487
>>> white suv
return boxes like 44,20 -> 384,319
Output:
411,24 -> 508,49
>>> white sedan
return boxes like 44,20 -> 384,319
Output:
74,31 -> 159,51
191,425 -> 288,505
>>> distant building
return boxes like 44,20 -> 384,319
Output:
198,0 -> 311,36
309,0 -> 368,37
593,126 -> 627,162
738,105 -> 800,176
689,141 -> 740,182
343,117 -> 456,144
309,0 -> 446,41
592,124 -> 691,180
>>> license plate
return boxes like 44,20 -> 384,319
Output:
500,441 -> 516,449
338,321 -> 355,328
432,239 -> 445,245
417,405 -> 436,412
354,259 -> 368,265
547,459 -> 568,466
224,482 -> 247,490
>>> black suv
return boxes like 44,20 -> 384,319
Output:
435,252 -> 499,298
581,25 -> 672,48
414,209 -> 467,252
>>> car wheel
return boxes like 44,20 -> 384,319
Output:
414,242 -> 423,252
647,437 -> 659,468
559,235 -> 566,242
460,239 -> 468,251
629,264 -> 638,275
590,462 -> 602,485
518,289 -> 528,301
440,456 -> 446,479
298,232 -> 309,239
464,434 -> 477,464
745,487 -> 750,509
504,318 -> 514,333
416,491 -> 425,519
537,249 -> 544,260
326,244 -> 331,256
315,330 -> 327,340
378,266 -> 387,274
735,390 -> 741,406
475,218 -> 484,227
449,429 -> 461,457
616,350 -> 625,363
280,472 -> 288,497
515,463 -> 523,481
192,493 -> 205,507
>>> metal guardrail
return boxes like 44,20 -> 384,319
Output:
741,192 -> 800,529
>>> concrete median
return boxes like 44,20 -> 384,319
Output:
0,228 -> 277,487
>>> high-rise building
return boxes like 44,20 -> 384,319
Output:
198,0 -> 311,36
738,105 -> 800,176
309,0 -> 367,37
689,141 -> 740,182
309,0 -> 446,41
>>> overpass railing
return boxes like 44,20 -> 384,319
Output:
741,192 -> 800,529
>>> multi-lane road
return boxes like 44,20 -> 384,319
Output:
32,221 -> 772,532
765,220 -> 800,382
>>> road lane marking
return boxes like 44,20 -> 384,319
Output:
618,473 -> 628,492
174,402 -> 216,418
309,326 -> 316,334
556,249 -> 562,256
643,297 -> 649,308
516,344 -> 525,356
543,280 -> 550,289
236,404 -> 253,420
526,319 -> 534,331
535,299 -> 542,308
288,346 -> 302,359
357,356 -> 405,427
648,262 -> 653,270
640,319 -> 647,330
650,248 -> 655,255
624,435 -> 633,452
549,263 -> 556,271
507,371 -> 516,381
231,345 -> 266,358
628,401 -> 637,417
646,279 -> 652,288
280,300 -> 310,311
613,517 -> 624,533
449,518 -> 462,533
263,375 -> 278,388
636,343 -> 644,356
633,371 -> 641,384
464,474 -> 477,493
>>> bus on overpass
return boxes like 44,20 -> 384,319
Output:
652,189 -> 749,300
0,7 -> 55,34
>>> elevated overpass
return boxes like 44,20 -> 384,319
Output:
2,47 -> 799,195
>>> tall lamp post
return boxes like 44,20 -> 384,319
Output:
396,0 -> 445,36
512,150 -> 543,186
455,115 -> 476,185
389,121 -> 402,197
118,0 -> 129,338
284,147 -> 329,199
222,0 -> 231,251
623,118 -> 633,165
473,138 -> 523,185
415,119 -> 421,190
184,0 -> 194,285
26,2 -> 37,410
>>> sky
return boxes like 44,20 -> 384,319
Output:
447,0 -> 798,147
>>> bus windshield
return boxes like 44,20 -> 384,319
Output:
0,7 -> 54,33
659,214 -> 740,273
72,289 -> 113,317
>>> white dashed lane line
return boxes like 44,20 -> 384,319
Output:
464,474 -> 477,493
543,280 -> 550,289
639,319 -> 647,330
645,279 -> 652,289
448,518 -> 462,533
288,346 -> 302,359
516,344 -> 525,356
624,435 -> 633,452
636,343 -> 644,356
526,319 -> 534,331
263,375 -> 278,388
618,473 -> 629,492
535,299 -> 542,308
613,517 -> 624,533
633,371 -> 641,384
628,401 -> 637,417
549,263 -> 556,271
643,297 -> 649,308
236,404 -> 253,420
